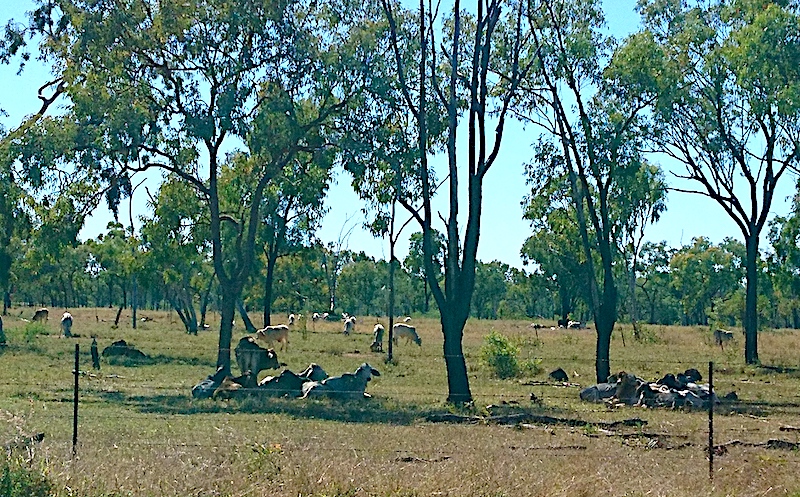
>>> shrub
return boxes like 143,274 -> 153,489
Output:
480,331 -> 520,379
23,322 -> 50,343
0,456 -> 54,497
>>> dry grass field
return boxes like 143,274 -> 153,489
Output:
3,307 -> 800,496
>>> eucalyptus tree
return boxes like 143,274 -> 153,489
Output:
521,171 -> 590,325
0,171 -> 31,313
767,188 -> 800,328
251,153 -> 332,326
636,240 -> 679,325
669,237 -> 743,326
614,0 -> 800,363
363,0 -> 536,403
2,0 -> 384,374
520,0 -> 665,382
403,231 -> 445,313
140,177 -> 213,334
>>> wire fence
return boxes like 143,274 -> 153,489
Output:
5,342 -> 800,491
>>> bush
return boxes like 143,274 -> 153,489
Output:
22,322 -> 50,343
0,456 -> 53,497
480,331 -> 520,379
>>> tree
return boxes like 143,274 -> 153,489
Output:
253,154 -> 331,326
636,241 -> 680,325
521,0 -> 664,382
3,0 -> 382,374
767,187 -> 800,328
616,0 -> 800,363
521,171 -> 590,324
669,237 -> 743,326
371,0 -> 534,403
403,231 -> 445,313
140,178 -> 213,334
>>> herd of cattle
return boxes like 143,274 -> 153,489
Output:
191,334 -> 382,401
191,312 -> 422,401
18,308 -> 737,407
578,368 -> 720,409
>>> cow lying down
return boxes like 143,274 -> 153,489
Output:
301,363 -> 380,400
192,362 -> 329,400
579,368 -> 717,409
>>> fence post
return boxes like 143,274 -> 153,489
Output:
73,343 -> 79,457
708,360 -> 714,482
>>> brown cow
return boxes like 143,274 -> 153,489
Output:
32,308 -> 49,323
255,325 -> 289,351
234,336 -> 280,378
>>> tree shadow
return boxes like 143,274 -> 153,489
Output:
93,390 -> 440,425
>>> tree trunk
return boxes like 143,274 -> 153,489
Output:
263,256 -> 277,327
216,292 -> 235,375
441,310 -> 472,404
594,276 -> 618,383
744,233 -> 759,364
237,299 -> 257,332
199,277 -> 214,328
3,290 -> 10,315
131,275 -> 138,330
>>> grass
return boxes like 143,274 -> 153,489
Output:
2,307 -> 800,496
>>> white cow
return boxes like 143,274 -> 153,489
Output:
60,312 -> 73,337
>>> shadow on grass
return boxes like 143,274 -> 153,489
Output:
102,354 -> 215,368
94,390 -> 448,425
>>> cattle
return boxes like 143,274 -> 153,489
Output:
557,317 -> 568,328
32,308 -> 49,323
579,382 -> 617,403
192,367 -> 228,399
234,336 -> 281,378
548,368 -> 569,382
298,363 -> 328,382
392,322 -> 421,346
567,320 -> 585,329
101,339 -> 149,360
258,370 -> 307,397
60,312 -> 73,337
610,371 -> 642,405
714,329 -> 734,349
288,313 -> 296,326
371,324 -> 385,352
343,316 -> 356,335
255,324 -> 290,351
301,363 -> 380,400
402,316 -> 412,323
213,372 -> 257,400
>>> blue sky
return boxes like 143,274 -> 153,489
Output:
1,0 -> 796,269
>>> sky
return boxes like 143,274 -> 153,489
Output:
1,0 -> 796,270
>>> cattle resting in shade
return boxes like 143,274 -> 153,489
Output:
234,336 -> 281,379
579,368 -> 717,409
301,363 -> 380,400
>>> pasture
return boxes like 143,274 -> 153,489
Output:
2,307 -> 800,496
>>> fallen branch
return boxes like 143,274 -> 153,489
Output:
486,413 -> 647,429
714,439 -> 800,454
427,411 -> 648,429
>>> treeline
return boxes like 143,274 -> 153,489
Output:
6,215 -> 800,331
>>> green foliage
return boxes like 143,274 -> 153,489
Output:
0,456 -> 53,497
480,331 -> 520,380
22,322 -> 49,343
